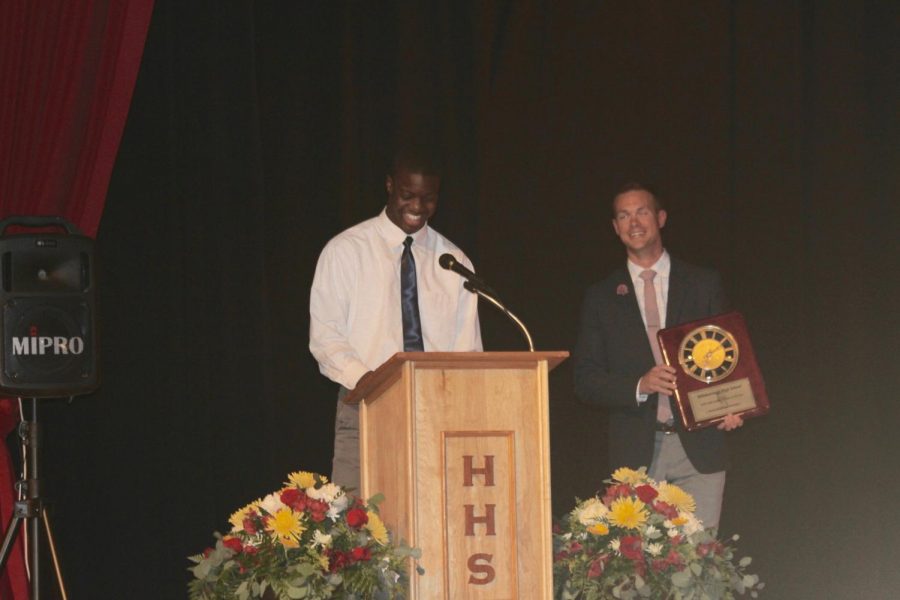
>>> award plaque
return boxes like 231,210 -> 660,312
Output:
657,311 -> 769,431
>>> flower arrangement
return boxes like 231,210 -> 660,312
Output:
553,467 -> 763,599
188,471 -> 420,600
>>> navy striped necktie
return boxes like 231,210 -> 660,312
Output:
401,236 -> 424,351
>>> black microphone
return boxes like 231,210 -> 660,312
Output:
439,253 -> 484,284
440,252 -> 507,304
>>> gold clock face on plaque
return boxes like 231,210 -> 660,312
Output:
678,325 -> 740,383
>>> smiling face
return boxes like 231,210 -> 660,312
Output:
612,189 -> 667,265
385,167 -> 440,234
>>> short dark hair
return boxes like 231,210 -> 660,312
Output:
612,182 -> 662,215
389,142 -> 444,178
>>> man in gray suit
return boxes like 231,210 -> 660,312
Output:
574,183 -> 742,529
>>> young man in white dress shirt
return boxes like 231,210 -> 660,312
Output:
309,147 -> 482,491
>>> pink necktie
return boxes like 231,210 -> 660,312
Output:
640,269 -> 673,423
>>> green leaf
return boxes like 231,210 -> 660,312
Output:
739,556 -> 752,567
192,560 -> 212,580
671,570 -> 691,587
286,585 -> 307,599
236,580 -> 250,600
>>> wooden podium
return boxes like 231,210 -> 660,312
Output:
345,351 -> 567,599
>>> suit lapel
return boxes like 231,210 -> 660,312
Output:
666,258 -> 687,327
613,266 -> 647,337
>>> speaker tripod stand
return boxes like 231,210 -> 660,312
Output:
0,397 -> 68,600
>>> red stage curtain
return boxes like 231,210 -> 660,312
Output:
0,1 -> 153,596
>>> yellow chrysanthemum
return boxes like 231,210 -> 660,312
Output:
318,553 -> 330,571
611,467 -> 647,485
287,471 -> 318,490
228,500 -> 261,532
657,483 -> 696,514
671,515 -> 688,527
266,508 -> 305,548
366,511 -> 388,545
608,497 -> 648,530
588,523 -> 609,536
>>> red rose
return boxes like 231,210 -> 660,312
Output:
328,549 -> 350,572
587,554 -> 608,578
351,546 -> 372,562
242,516 -> 258,535
346,507 -> 368,528
651,558 -> 668,573
666,549 -> 684,568
281,487 -> 301,508
620,535 -> 643,561
652,501 -> 679,519
697,541 -> 724,557
602,484 -> 632,505
222,537 -> 243,553
635,484 -> 658,503
309,499 -> 329,522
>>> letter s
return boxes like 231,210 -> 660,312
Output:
467,553 -> 495,585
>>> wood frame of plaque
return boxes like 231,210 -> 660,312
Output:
657,311 -> 769,431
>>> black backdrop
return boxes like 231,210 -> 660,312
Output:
32,2 -> 899,598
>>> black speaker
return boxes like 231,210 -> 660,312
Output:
0,216 -> 99,397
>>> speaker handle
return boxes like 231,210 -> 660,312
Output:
0,216 -> 82,236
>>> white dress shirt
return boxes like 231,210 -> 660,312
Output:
309,209 -> 483,390
629,250 -> 670,402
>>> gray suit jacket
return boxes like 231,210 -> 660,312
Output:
574,257 -> 729,474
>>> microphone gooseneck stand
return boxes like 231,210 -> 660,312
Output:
463,281 -> 535,352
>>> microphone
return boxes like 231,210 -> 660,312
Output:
438,253 -> 535,351
439,253 -> 480,282
439,253 -> 496,296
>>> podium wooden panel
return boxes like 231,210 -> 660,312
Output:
348,351 -> 567,600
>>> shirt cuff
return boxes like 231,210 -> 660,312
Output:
339,362 -> 371,391
636,379 -> 648,404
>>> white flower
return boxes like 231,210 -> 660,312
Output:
308,482 -> 341,504
609,538 -> 621,553
646,542 -> 663,556
643,525 -> 661,539
312,530 -> 332,548
575,497 -> 608,525
682,512 -> 703,535
326,492 -> 350,520
667,528 -> 680,538
258,492 -> 286,516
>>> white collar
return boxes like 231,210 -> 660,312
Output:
627,250 -> 670,280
